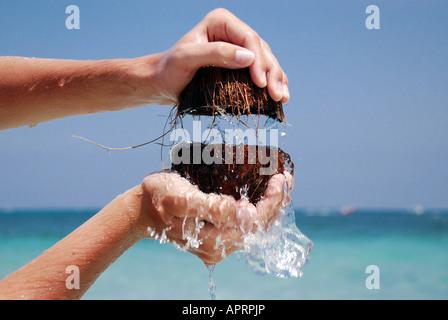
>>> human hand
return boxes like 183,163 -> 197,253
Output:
142,8 -> 289,106
138,170 -> 293,266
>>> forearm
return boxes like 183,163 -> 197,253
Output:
0,185 -> 148,300
0,55 -> 161,130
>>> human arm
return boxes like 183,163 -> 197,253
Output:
0,171 -> 292,300
0,56 -> 156,130
0,8 -> 289,130
0,183 -> 143,299
0,7 -> 293,299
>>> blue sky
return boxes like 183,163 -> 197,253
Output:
1,0 -> 447,209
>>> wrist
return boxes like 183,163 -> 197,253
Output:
122,183 -> 158,241
130,53 -> 171,106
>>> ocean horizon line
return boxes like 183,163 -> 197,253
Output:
1,205 -> 447,216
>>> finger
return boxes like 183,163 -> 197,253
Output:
261,41 -> 283,102
190,201 -> 245,263
173,42 -> 255,71
260,40 -> 290,103
245,37 -> 268,89
203,9 -> 268,88
145,171 -> 240,228
227,33 -> 268,89
255,174 -> 287,227
203,192 -> 238,228
235,198 -> 258,233
283,170 -> 294,193
280,72 -> 290,103
282,171 -> 294,205
266,66 -> 284,102
195,8 -> 291,100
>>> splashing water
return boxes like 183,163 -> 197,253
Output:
241,202 -> 312,278
182,217 -> 204,249
202,201 -> 312,300
162,113 -> 312,295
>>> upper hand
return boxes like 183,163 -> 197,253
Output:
146,8 -> 289,106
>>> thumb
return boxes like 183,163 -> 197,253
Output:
176,42 -> 255,70
255,174 -> 287,226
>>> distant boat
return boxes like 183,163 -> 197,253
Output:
339,206 -> 357,216
412,205 -> 424,215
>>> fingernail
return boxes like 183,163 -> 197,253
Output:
235,49 -> 255,66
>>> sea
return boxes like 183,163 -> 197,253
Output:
1,207 -> 447,300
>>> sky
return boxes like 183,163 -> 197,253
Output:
0,0 -> 447,209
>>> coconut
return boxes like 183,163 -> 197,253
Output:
172,67 -> 292,204
170,143 -> 293,204
176,66 -> 285,122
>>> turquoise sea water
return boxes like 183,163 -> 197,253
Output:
1,207 -> 447,300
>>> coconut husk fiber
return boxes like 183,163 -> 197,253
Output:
172,67 -> 292,205
176,66 -> 285,122
170,143 -> 294,205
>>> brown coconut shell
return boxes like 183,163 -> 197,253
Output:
172,67 -> 291,204
176,66 -> 285,122
170,143 -> 293,205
